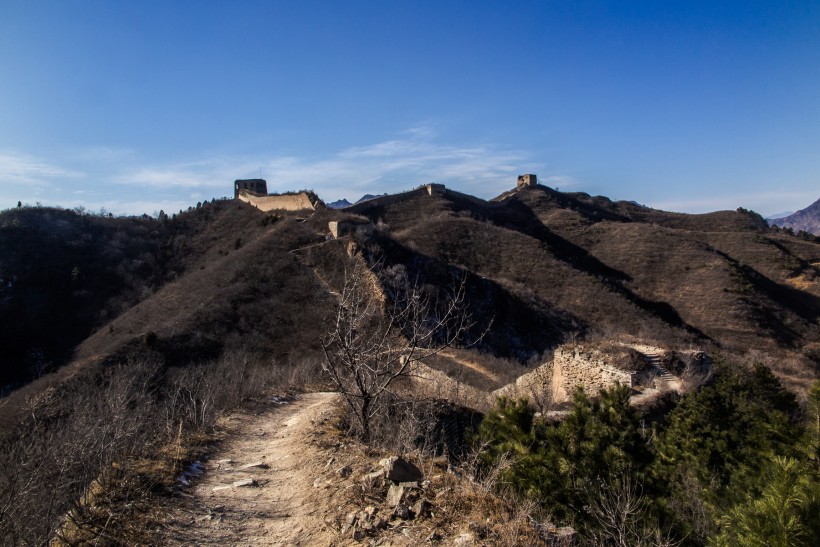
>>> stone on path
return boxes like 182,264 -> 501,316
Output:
379,456 -> 423,483
386,484 -> 405,507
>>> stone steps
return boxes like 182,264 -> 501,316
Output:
644,353 -> 675,383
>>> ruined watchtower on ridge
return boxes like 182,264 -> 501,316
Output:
234,179 -> 268,198
517,174 -> 537,189
426,183 -> 445,195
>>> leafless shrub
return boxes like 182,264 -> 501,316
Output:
367,396 -> 437,456
527,382 -> 555,415
583,473 -> 680,547
320,260 -> 475,442
663,468 -> 715,544
439,445 -> 566,545
0,356 -> 164,544
0,348 -> 286,545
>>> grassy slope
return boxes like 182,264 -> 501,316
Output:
2,185 -> 818,426
348,186 -> 819,391
0,202 -> 337,431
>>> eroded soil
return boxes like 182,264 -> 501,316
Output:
159,392 -> 344,546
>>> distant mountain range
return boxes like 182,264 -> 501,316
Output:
326,194 -> 388,209
326,199 -> 352,209
768,198 -> 820,235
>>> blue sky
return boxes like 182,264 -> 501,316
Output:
1,1 -> 818,216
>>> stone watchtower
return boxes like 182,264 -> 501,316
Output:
234,179 -> 268,198
517,174 -> 537,189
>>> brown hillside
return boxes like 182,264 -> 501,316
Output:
347,184 -> 819,391
2,184 -> 818,429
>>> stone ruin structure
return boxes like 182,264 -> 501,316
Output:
234,178 -> 268,198
516,174 -> 537,189
238,191 -> 322,212
494,344 -> 640,405
233,178 -> 323,212
549,345 -> 637,402
426,183 -> 445,195
328,218 -> 373,239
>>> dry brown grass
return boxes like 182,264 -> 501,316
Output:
0,349 -> 313,545
314,401 -> 564,546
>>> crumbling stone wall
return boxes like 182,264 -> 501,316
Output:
493,344 -> 636,405
551,345 -> 634,402
238,191 -> 317,212
493,362 -> 554,407
517,174 -> 537,189
329,219 -> 373,239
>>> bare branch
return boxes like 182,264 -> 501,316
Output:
320,260 -> 474,442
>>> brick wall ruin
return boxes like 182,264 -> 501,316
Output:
237,191 -> 319,212
494,344 -> 636,405
517,174 -> 537,189
234,179 -> 268,198
550,346 -> 634,402
328,219 -> 373,238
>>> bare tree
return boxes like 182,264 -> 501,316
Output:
585,473 -> 680,547
320,261 -> 473,442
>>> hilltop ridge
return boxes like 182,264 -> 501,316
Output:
1,180 -> 818,416
1,179 -> 819,545
770,197 -> 820,236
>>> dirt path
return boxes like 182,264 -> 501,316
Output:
438,350 -> 501,384
160,392 -> 342,546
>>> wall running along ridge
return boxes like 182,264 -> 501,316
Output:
238,191 -> 317,212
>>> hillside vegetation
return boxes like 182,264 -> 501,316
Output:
349,186 -> 819,390
0,185 -> 818,544
2,187 -> 818,415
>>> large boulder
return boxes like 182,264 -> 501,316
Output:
379,456 -> 423,483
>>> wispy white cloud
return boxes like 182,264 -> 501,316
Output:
110,131 -> 541,202
0,151 -> 84,186
67,145 -> 137,163
1,130 -> 552,213
114,163 -> 226,188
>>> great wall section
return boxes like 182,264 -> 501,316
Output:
237,190 -> 323,212
230,175 -> 709,412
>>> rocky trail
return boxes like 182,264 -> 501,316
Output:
438,350 -> 501,384
159,392 -> 343,546
152,343 -> 692,545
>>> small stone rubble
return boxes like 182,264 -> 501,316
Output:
343,455 -> 434,541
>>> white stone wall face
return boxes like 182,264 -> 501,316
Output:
493,344 -> 636,404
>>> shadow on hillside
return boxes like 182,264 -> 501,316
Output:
487,198 -> 632,282
365,236 -> 585,361
514,185 -> 634,223
487,199 -> 711,340
715,249 -> 820,347
99,332 -> 225,370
